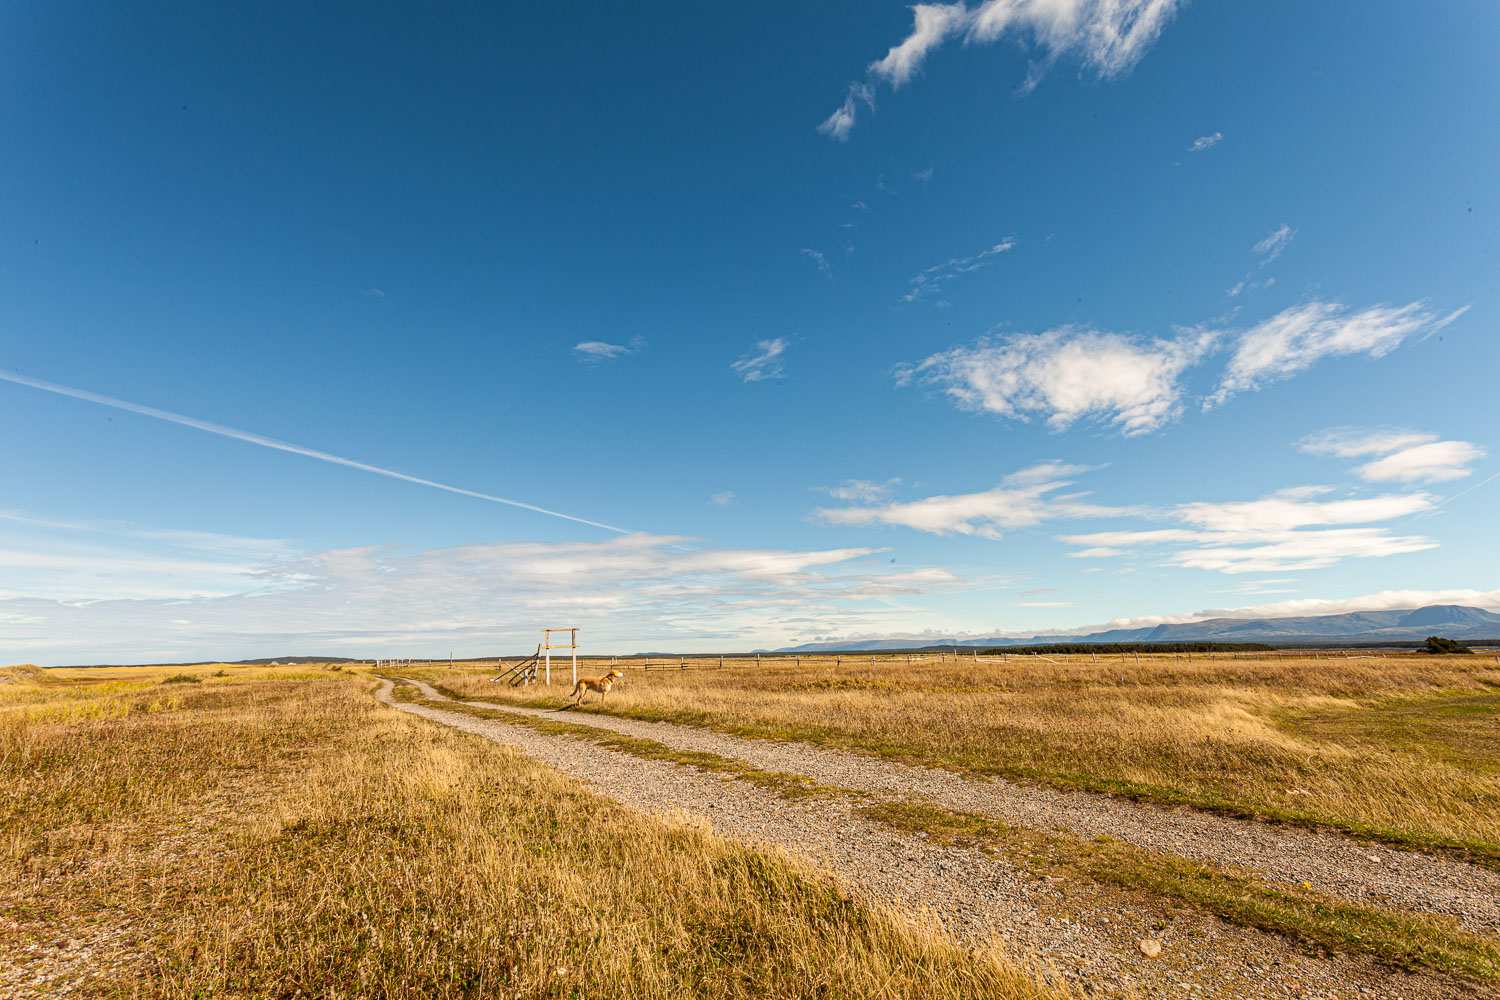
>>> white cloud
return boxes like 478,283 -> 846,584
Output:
817,463 -> 1129,541
1189,131 -> 1222,152
572,338 -> 644,363
1175,491 -> 1434,533
1004,460 -> 1101,484
871,3 -> 971,86
1298,427 -> 1485,484
1228,225 -> 1295,297
731,339 -> 789,382
1058,489 -> 1440,574
1211,300 -> 1467,406
902,238 -> 1017,303
0,532 -> 988,664
899,326 -> 1214,436
1252,223 -> 1295,263
824,0 -> 1181,138
819,479 -> 902,503
1297,428 -> 1433,459
817,83 -> 874,142
913,167 -> 934,182
801,248 -> 832,276
1016,601 -> 1073,607
1356,442 -> 1486,484
0,511 -> 297,602
708,491 -> 735,507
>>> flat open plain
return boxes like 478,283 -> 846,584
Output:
4,654 -> 1498,998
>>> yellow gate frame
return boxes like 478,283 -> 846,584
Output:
542,627 -> 579,686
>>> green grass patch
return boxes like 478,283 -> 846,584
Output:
1280,689 -> 1500,777
389,682 -> 423,704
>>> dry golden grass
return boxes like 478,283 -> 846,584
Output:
1,665 -> 1062,999
422,651 -> 1500,863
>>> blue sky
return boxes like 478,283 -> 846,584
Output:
3,1 -> 1498,663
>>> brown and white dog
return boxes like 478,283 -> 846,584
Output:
568,669 -> 623,706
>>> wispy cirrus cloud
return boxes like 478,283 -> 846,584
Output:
573,336 -> 645,364
820,0 -> 1182,140
1298,427 -> 1486,483
816,462 -> 1125,541
818,83 -> 875,142
1228,224 -> 1296,297
1210,300 -> 1468,406
0,531 -> 983,664
820,453 -> 1450,574
899,326 -> 1215,436
902,238 -> 1017,303
801,248 -> 832,277
902,292 -> 1469,436
731,338 -> 790,382
818,479 -> 903,503
1058,488 -> 1440,573
1189,131 -> 1222,152
1252,223 -> 1295,264
0,510 -> 297,602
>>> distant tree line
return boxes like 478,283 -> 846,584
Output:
977,641 -> 1276,655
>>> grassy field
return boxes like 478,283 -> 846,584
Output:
417,651 -> 1500,865
0,662 -> 1061,1000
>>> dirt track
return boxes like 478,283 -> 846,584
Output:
381,677 -> 1498,1000
431,679 -> 1500,937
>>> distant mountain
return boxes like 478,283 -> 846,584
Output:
776,605 -> 1500,651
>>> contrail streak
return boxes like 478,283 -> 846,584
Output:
1398,467 -> 1500,525
0,370 -> 633,535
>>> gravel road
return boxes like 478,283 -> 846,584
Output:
380,678 -> 1495,1000
409,677 -> 1500,937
